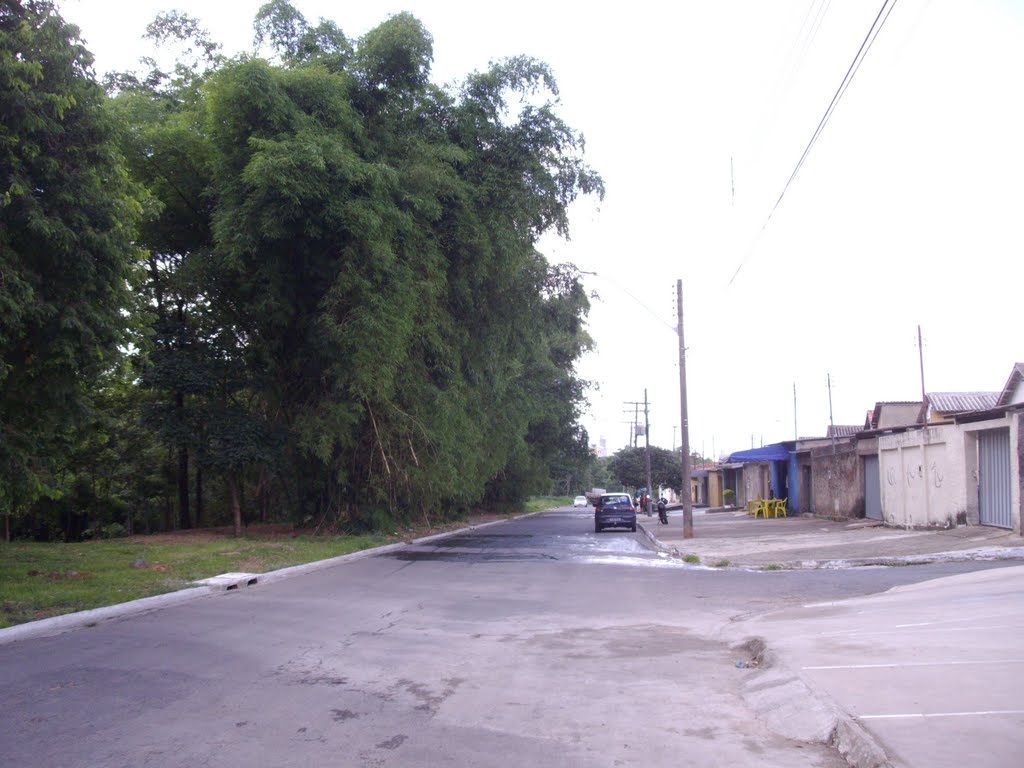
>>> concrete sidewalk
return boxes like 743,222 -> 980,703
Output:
729,564 -> 1024,768
639,509 -> 1024,768
638,507 -> 1024,569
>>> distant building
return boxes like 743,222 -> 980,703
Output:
827,424 -> 861,439
865,401 -> 924,430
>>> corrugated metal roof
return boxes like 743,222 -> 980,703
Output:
827,425 -> 861,438
927,392 -> 999,413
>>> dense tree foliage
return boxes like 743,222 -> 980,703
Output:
607,447 -> 685,494
2,1 -> 603,539
0,0 -> 142,539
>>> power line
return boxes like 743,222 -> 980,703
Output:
589,271 -> 678,333
798,0 -> 834,64
729,0 -> 902,286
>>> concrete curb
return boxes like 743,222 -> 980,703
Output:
636,519 -> 673,554
731,636 -> 894,768
0,510 -> 544,646
739,664 -> 893,768
0,588 -> 213,647
637,521 -> 1024,570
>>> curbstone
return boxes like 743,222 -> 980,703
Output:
0,588 -> 213,647
739,656 -> 895,768
0,510 -> 547,646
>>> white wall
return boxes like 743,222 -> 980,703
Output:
879,426 -> 964,528
877,416 -> 1021,532
1009,378 -> 1024,405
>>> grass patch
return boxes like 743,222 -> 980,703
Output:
0,530 -> 386,629
712,559 -> 731,568
761,563 -> 784,571
682,554 -> 701,564
522,496 -> 573,513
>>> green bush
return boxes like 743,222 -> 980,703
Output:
83,522 -> 129,540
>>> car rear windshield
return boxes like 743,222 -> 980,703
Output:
602,496 -> 631,509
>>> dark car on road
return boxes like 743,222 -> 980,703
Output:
594,493 -> 637,533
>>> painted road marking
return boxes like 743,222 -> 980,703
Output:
814,623 -> 1019,638
859,710 -> 1024,720
803,659 -> 1024,670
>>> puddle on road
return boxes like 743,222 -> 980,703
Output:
379,531 -> 702,568
385,550 -> 558,563
576,553 -> 708,569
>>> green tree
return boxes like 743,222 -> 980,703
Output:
0,0 -> 142,539
107,10 -> 225,531
96,1 -> 603,535
607,447 -> 684,493
254,0 -> 351,69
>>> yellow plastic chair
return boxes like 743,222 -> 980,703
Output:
773,498 -> 788,518
748,497 -> 762,517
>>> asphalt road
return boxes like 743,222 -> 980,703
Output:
0,507 -> 1015,768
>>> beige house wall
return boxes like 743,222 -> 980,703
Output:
810,441 -> 863,519
878,415 -> 1022,533
708,471 -> 723,507
741,463 -> 770,506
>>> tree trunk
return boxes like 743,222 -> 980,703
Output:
195,463 -> 204,528
227,475 -> 242,537
256,467 -> 268,523
164,447 -> 173,531
176,392 -> 191,529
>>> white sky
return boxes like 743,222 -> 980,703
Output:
62,0 -> 1024,459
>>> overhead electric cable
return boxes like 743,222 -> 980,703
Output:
798,0 -> 834,63
589,271 -> 678,334
728,0 -> 901,286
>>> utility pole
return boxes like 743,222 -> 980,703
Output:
676,279 -> 693,538
828,372 -> 836,454
621,421 -> 634,449
644,389 -> 653,507
623,402 -> 643,449
793,382 -> 798,440
918,324 -> 927,420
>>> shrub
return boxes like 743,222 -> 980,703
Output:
83,522 -> 129,540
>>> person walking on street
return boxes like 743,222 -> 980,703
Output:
657,497 -> 668,525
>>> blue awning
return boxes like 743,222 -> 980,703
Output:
727,444 -> 791,462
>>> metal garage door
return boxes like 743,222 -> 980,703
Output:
978,429 -> 1012,529
864,455 -> 882,520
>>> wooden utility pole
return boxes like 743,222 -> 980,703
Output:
676,280 -> 693,538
